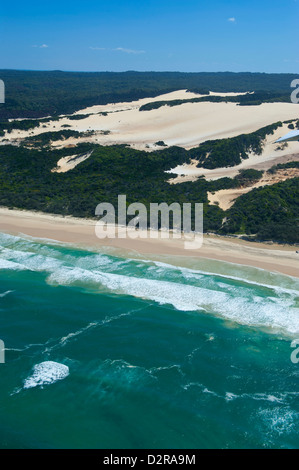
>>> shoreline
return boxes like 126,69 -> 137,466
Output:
0,207 -> 298,278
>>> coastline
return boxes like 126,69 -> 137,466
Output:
0,207 -> 298,278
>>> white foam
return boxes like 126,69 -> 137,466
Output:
225,392 -> 238,402
0,247 -> 63,272
91,359 -> 154,391
23,361 -> 69,389
0,290 -> 13,298
46,265 -> 299,335
149,260 -> 299,296
0,232 -> 23,244
1,233 -> 298,336
0,258 -> 27,271
258,407 -> 297,435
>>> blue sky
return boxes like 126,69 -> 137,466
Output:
0,0 -> 298,73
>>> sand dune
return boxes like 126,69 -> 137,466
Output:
2,90 -> 299,154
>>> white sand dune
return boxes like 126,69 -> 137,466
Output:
2,90 -> 299,154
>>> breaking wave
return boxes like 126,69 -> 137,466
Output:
0,233 -> 298,336
23,361 -> 70,389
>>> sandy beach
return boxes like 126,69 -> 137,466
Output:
0,207 -> 298,278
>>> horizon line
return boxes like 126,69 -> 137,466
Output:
0,69 -> 297,76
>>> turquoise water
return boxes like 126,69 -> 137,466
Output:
0,232 -> 298,449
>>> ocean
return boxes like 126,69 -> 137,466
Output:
0,232 -> 298,449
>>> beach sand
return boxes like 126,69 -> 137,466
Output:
0,207 -> 298,278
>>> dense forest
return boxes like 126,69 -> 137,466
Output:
222,179 -> 299,243
0,70 -> 297,120
0,143 -> 223,232
0,142 -> 298,243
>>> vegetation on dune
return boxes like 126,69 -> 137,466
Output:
284,119 -> 299,128
234,169 -> 264,185
189,122 -> 283,169
139,91 -> 292,111
267,161 -> 299,174
207,170 -> 264,194
23,130 -> 83,147
0,116 -> 63,136
66,114 -> 91,120
0,114 -> 91,136
155,141 -> 167,147
0,117 -> 60,136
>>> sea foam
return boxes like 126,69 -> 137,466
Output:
23,361 -> 69,389
1,233 -> 298,336
47,266 -> 299,335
